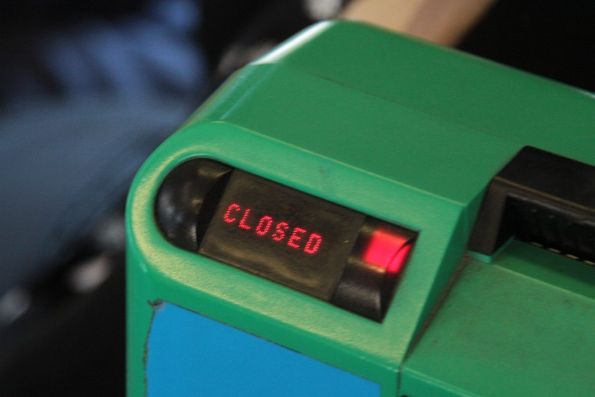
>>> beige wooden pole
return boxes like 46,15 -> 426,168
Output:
341,0 -> 495,46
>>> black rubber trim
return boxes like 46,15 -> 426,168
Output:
469,146 -> 595,263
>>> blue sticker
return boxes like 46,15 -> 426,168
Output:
147,303 -> 380,397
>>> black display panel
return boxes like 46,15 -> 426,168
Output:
155,159 -> 417,321
199,171 -> 366,300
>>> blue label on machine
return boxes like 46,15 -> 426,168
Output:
147,304 -> 380,397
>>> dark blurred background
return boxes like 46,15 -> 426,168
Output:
0,0 -> 592,395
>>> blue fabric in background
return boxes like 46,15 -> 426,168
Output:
0,0 -> 207,294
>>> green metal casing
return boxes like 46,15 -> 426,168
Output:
126,21 -> 595,396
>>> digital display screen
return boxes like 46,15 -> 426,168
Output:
199,171 -> 366,300
157,159 -> 417,321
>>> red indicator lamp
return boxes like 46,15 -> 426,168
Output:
362,229 -> 414,274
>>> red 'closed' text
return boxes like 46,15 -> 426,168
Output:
222,202 -> 323,255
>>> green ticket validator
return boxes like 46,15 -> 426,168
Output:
127,21 -> 595,397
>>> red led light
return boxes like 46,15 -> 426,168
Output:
287,227 -> 306,249
238,208 -> 253,230
271,222 -> 289,242
221,203 -> 323,255
304,233 -> 322,255
223,203 -> 241,223
255,216 -> 273,236
362,229 -> 413,274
